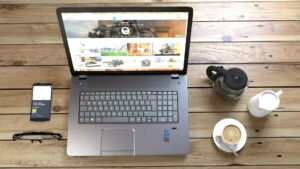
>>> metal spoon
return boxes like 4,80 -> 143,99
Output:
216,136 -> 239,156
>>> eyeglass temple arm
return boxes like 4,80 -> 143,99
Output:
12,131 -> 62,140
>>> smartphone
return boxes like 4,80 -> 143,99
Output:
30,83 -> 52,121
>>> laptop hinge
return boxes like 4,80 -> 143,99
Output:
171,74 -> 179,79
79,75 -> 87,80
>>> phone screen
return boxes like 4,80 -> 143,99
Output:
31,84 -> 52,121
32,85 -> 52,101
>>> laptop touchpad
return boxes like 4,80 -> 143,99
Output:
101,129 -> 135,155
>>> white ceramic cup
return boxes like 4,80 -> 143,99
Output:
216,124 -> 242,154
248,90 -> 283,117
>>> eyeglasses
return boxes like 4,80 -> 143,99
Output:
12,131 -> 63,143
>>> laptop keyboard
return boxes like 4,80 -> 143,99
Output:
79,91 -> 178,124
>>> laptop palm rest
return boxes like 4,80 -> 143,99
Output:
100,129 -> 135,156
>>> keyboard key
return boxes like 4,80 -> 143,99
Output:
80,106 -> 87,111
79,117 -> 84,123
90,112 -> 95,116
103,117 -> 129,123
163,111 -> 168,117
90,117 -> 95,123
173,114 -> 178,122
173,101 -> 178,110
79,112 -> 85,117
144,111 -> 157,116
158,117 -> 167,122
138,111 -> 143,116
96,117 -> 101,123
148,95 -> 156,100
129,117 -> 135,123
136,117 -> 141,123
80,101 -> 86,106
117,112 -> 122,117
96,112 -> 101,117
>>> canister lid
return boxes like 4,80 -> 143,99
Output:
224,68 -> 248,90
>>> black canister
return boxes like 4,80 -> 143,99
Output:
206,66 -> 248,100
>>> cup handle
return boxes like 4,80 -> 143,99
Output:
276,90 -> 283,97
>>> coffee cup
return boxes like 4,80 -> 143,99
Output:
248,90 -> 283,117
216,124 -> 242,154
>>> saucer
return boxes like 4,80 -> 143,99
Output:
213,118 -> 247,153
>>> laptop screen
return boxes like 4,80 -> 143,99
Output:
61,11 -> 189,72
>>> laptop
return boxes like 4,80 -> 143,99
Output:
57,7 -> 193,156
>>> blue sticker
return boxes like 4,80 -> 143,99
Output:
164,130 -> 170,137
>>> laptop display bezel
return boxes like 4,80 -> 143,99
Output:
57,7 -> 193,75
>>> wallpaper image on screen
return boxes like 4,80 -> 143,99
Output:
62,12 -> 188,72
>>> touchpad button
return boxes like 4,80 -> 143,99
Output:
101,129 -> 135,155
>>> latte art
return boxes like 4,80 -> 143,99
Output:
223,125 -> 241,144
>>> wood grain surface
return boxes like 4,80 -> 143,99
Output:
1,2 -> 300,23
0,138 -> 299,167
0,0 -> 299,168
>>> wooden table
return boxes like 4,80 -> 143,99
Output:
0,0 -> 300,168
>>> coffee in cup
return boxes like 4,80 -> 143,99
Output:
223,125 -> 242,144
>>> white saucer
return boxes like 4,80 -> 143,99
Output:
213,118 -> 247,153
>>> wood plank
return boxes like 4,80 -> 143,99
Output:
0,64 -> 299,89
9,167 -> 300,169
191,21 -> 300,42
0,44 -> 67,66
189,42 -> 300,64
0,138 -> 299,167
1,0 -> 300,3
1,22 -> 300,44
1,2 -> 300,23
1,42 -> 300,66
0,23 -> 60,44
1,112 -> 300,140
0,88 -> 298,114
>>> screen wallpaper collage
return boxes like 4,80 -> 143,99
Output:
62,12 -> 188,72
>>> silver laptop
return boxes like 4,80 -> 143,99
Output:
57,7 -> 193,156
